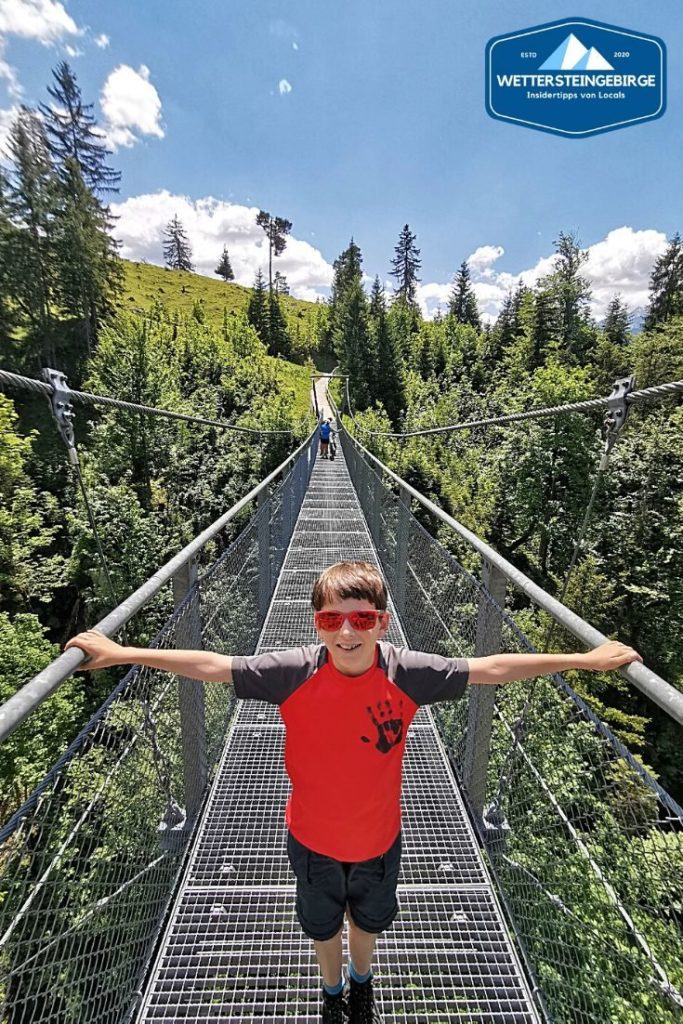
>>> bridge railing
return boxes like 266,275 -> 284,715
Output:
342,428 -> 683,1024
0,432 -> 316,1024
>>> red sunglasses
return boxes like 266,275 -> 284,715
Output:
314,610 -> 387,632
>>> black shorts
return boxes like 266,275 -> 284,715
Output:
286,831 -> 402,941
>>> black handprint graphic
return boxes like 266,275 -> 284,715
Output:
361,699 -> 404,753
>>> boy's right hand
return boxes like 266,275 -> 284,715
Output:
65,630 -> 126,670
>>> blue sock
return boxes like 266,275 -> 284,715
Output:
349,961 -> 372,985
323,977 -> 344,997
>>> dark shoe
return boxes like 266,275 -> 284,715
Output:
322,988 -> 348,1023
348,977 -> 382,1023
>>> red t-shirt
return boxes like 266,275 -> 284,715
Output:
232,642 -> 468,861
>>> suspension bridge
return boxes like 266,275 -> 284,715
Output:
0,371 -> 682,1024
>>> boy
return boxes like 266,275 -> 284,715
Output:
67,561 -> 641,1024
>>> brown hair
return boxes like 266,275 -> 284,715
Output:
311,561 -> 388,611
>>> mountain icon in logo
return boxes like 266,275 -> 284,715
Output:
540,33 -> 614,71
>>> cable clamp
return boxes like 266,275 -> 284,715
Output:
41,367 -> 78,466
601,375 -> 635,468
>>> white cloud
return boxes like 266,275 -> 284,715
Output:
94,32 -> 109,49
64,43 -> 81,57
467,244 -> 504,277
111,190 -> 334,301
0,0 -> 79,43
0,38 -> 21,96
278,78 -> 292,95
417,227 -> 667,323
293,41 -> 299,51
100,64 -> 163,150
0,0 -> 82,100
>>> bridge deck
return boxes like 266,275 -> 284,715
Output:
137,450 -> 538,1023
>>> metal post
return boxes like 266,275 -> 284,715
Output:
369,470 -> 382,547
258,488 -> 271,618
358,455 -> 368,516
172,557 -> 207,825
463,561 -> 507,820
394,486 -> 410,619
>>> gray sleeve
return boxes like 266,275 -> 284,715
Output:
380,643 -> 469,705
231,645 -> 323,704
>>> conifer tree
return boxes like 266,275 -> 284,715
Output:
40,62 -> 120,194
644,233 -> 683,330
256,210 -> 292,293
163,215 -> 194,271
390,224 -> 421,305
368,276 -> 404,426
52,157 -> 122,352
268,291 -> 291,357
603,295 -> 632,346
247,269 -> 269,342
215,245 -> 234,282
449,260 -> 481,329
7,108 -> 57,362
545,231 -> 593,360
530,289 -> 559,369
333,277 -> 372,409
325,239 -> 364,356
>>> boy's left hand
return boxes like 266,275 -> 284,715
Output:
582,640 -> 643,672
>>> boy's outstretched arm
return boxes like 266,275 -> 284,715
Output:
467,640 -> 642,685
65,631 -> 234,683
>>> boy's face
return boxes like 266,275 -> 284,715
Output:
314,596 -> 390,676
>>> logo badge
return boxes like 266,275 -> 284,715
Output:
486,17 -> 666,137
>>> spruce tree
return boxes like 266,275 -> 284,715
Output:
449,260 -> 481,329
530,289 -> 559,369
325,239 -> 364,356
603,295 -> 632,346
163,215 -> 194,271
7,108 -> 57,363
644,233 -> 683,330
390,223 -> 421,305
52,157 -> 122,353
545,231 -> 593,360
247,269 -> 269,342
256,210 -> 292,293
268,291 -> 291,357
333,277 -> 372,409
40,62 -> 120,194
369,275 -> 406,425
215,245 -> 234,282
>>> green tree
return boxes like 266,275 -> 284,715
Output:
644,233 -> 683,331
0,395 -> 65,616
6,107 -> 57,365
333,277 -> 373,410
543,231 -> 595,362
247,269 -> 269,343
603,294 -> 632,346
267,290 -> 291,358
52,157 -> 122,355
449,260 -> 481,330
256,210 -> 292,293
163,215 -> 194,271
390,223 -> 421,306
215,245 -> 234,282
40,61 -> 120,194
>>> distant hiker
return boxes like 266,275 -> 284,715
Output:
320,418 -> 332,459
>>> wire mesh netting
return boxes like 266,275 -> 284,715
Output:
0,436 -> 317,1024
344,431 -> 683,1024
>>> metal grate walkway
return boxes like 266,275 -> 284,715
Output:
137,449 -> 539,1023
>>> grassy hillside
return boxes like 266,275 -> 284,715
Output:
119,260 -> 325,363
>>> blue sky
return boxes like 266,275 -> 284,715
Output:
1,0 -> 681,319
